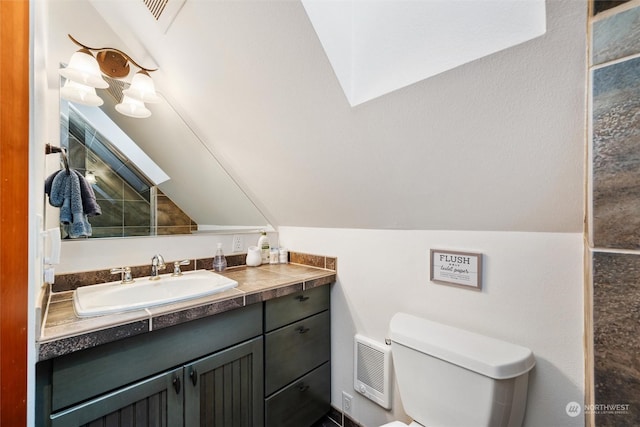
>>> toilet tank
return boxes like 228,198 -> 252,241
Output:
389,313 -> 536,427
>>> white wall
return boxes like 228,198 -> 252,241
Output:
279,226 -> 585,427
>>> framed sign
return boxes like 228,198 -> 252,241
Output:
430,249 -> 483,291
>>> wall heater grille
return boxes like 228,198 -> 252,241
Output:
354,334 -> 392,409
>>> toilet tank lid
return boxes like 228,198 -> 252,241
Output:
390,313 -> 535,379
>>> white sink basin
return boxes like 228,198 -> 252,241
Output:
73,269 -> 238,317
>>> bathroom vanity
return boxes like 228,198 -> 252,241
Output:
36,257 -> 335,427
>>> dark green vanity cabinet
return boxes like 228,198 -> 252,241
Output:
264,286 -> 331,427
37,304 -> 264,427
36,283 -> 332,427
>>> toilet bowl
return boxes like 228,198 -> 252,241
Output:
379,313 -> 536,427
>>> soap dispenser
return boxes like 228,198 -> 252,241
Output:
213,243 -> 227,272
257,231 -> 270,264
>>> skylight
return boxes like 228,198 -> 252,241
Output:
302,0 -> 547,106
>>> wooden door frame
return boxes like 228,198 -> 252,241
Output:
0,0 -> 30,425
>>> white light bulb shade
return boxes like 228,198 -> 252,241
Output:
85,171 -> 97,184
60,79 -> 104,107
59,50 -> 109,89
115,95 -> 152,118
122,71 -> 160,103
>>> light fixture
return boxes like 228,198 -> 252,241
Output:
122,71 -> 161,104
59,34 -> 159,118
60,79 -> 103,107
59,49 -> 109,89
84,171 -> 97,184
115,95 -> 152,119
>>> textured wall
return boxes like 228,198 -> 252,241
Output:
591,4 -> 640,425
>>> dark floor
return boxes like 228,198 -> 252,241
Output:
312,406 -> 361,427
312,416 -> 341,427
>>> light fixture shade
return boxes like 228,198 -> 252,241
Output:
60,79 -> 104,107
85,171 -> 97,184
122,71 -> 161,103
59,49 -> 109,89
115,95 -> 152,118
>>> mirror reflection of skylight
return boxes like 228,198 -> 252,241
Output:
65,107 -> 153,199
71,102 -> 170,185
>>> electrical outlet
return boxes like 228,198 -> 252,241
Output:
342,391 -> 354,417
232,235 -> 243,253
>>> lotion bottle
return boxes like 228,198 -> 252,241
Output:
257,231 -> 270,264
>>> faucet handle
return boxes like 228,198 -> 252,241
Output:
172,259 -> 191,276
110,267 -> 134,284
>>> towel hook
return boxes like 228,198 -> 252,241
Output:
59,148 -> 70,175
45,144 -> 70,175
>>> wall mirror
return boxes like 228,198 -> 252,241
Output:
53,77 -> 270,239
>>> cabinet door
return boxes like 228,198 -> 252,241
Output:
184,337 -> 264,427
50,368 -> 183,427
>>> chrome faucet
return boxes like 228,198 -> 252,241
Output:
150,254 -> 166,280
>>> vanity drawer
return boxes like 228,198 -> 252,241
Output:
265,362 -> 331,427
265,310 -> 330,396
264,285 -> 329,332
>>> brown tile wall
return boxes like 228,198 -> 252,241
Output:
156,190 -> 199,235
590,6 -> 640,425
53,251 -> 336,292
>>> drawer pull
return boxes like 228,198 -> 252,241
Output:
297,383 -> 309,392
296,326 -> 310,334
173,377 -> 181,394
295,295 -> 309,302
190,368 -> 198,386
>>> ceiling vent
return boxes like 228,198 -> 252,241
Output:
142,0 -> 186,33
143,0 -> 169,21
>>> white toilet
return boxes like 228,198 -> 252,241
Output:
382,313 -> 536,427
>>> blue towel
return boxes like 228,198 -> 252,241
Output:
48,169 -> 93,238
73,170 -> 101,216
48,169 -> 67,208
46,170 -> 101,217
44,170 -> 61,196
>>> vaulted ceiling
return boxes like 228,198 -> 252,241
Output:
45,0 -> 587,232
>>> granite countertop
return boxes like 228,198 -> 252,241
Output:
39,262 -> 336,361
